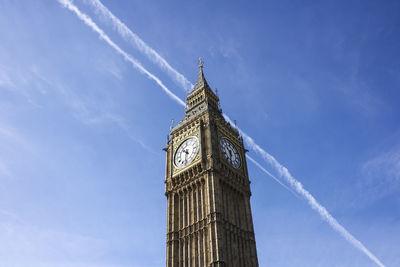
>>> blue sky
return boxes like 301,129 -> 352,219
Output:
0,0 -> 399,266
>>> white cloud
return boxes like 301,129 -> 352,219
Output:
95,58 -> 123,80
7,60 -> 155,155
104,112 -> 159,155
0,64 -> 41,106
0,160 -> 12,179
0,65 -> 15,88
0,122 -> 33,180
0,210 -> 110,267
362,145 -> 400,198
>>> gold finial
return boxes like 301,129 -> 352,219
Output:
170,119 -> 174,132
198,57 -> 203,70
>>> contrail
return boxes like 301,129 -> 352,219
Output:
223,114 -> 385,267
59,1 -> 385,266
246,154 -> 300,199
82,0 -> 193,91
58,0 -> 185,107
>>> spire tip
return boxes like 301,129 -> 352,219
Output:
198,57 -> 203,70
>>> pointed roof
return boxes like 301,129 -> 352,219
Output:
192,57 -> 210,92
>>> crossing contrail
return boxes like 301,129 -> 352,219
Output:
83,0 -> 193,91
223,115 -> 385,267
58,0 -> 185,107
246,154 -> 300,199
59,1 -> 385,266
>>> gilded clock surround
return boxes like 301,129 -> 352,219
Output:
173,133 -> 201,174
164,60 -> 258,267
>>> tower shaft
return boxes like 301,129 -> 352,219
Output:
165,61 -> 258,266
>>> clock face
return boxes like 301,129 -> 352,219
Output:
174,137 -> 199,168
220,138 -> 241,169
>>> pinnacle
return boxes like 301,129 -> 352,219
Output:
192,57 -> 210,92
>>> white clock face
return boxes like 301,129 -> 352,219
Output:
220,138 -> 241,169
174,137 -> 199,168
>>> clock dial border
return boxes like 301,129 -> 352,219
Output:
173,136 -> 200,169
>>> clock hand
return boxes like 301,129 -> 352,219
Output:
183,149 -> 188,163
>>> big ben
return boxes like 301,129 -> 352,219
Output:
164,59 -> 259,267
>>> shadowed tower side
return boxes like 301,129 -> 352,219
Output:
164,59 -> 258,267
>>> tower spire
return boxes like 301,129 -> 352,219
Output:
198,57 -> 203,71
192,57 -> 210,92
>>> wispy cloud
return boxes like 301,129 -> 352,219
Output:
0,122 -> 32,179
58,0 -> 185,107
104,112 -> 159,155
0,65 -> 15,88
0,210 -> 110,267
0,64 -> 43,107
83,0 -> 193,91
29,66 -> 156,155
95,59 -> 123,80
0,123 -> 26,146
0,161 -> 11,178
362,145 -> 400,199
1,59 -> 154,157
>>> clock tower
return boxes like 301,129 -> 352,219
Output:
164,59 -> 258,266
